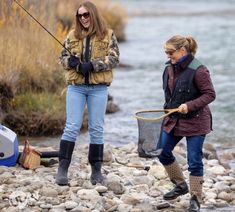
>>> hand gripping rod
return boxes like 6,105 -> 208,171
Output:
12,0 -> 72,55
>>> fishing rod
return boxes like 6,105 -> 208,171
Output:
12,0 -> 72,55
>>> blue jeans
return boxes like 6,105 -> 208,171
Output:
61,84 -> 108,144
158,130 -> 205,176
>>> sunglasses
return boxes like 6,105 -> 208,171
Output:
165,49 -> 177,56
165,47 -> 182,56
77,12 -> 90,19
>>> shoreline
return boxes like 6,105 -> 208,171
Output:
0,142 -> 234,211
19,134 -> 235,171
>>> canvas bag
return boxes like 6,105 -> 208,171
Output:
19,140 -> 41,169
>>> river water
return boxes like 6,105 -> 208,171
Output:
28,0 -> 235,150
104,0 -> 235,148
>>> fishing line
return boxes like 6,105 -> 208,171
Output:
12,0 -> 72,54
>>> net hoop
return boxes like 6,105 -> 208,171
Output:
134,108 -> 179,122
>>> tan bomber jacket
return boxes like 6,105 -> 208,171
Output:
60,29 -> 119,85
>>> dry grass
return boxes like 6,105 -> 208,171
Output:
95,0 -> 128,41
3,92 -> 67,136
0,0 -> 66,94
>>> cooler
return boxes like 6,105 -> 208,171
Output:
0,124 -> 19,167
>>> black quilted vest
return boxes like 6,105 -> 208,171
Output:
163,58 -> 202,119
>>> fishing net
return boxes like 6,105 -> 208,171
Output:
135,110 -> 166,158
135,108 -> 179,158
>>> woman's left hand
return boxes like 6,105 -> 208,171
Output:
79,61 -> 94,75
178,104 -> 188,114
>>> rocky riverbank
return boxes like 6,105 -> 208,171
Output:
0,142 -> 234,211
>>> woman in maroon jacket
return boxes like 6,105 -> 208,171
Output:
158,35 -> 216,212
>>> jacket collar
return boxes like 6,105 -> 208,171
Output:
166,54 -> 194,72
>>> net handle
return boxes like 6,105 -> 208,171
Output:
134,108 -> 179,122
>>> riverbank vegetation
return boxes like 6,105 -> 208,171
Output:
0,0 -> 127,136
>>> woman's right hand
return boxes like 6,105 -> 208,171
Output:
68,55 -> 80,69
178,104 -> 188,114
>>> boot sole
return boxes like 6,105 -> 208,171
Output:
55,178 -> 68,186
90,177 -> 104,185
56,182 -> 68,186
163,189 -> 189,200
188,207 -> 200,212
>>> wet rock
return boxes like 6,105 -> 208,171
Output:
120,192 -> 149,205
40,187 -> 58,197
205,191 -> 217,200
156,202 -> 171,209
214,181 -> 230,192
131,175 -> 154,187
117,203 -> 133,211
77,189 -> 101,201
231,184 -> 235,191
39,203 -> 52,209
0,166 -> 11,175
207,165 -> 226,175
130,184 -> 149,193
218,191 -> 234,202
103,145 -> 114,164
204,143 -> 216,152
103,198 -> 118,211
148,165 -> 166,179
64,201 -> 78,210
107,173 -> 125,194
95,185 -> 108,193
106,94 -> 120,114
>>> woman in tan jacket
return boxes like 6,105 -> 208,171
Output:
56,0 -> 119,186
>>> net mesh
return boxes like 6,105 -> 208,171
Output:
135,111 -> 164,158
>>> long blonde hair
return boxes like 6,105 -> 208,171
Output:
74,1 -> 108,40
164,35 -> 198,56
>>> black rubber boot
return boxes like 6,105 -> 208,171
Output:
88,144 -> 104,185
188,195 -> 200,212
163,181 -> 189,200
90,161 -> 104,185
55,140 -> 75,186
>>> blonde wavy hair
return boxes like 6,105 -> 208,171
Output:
74,0 -> 108,40
164,35 -> 198,56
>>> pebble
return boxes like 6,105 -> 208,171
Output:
0,142 -> 234,211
